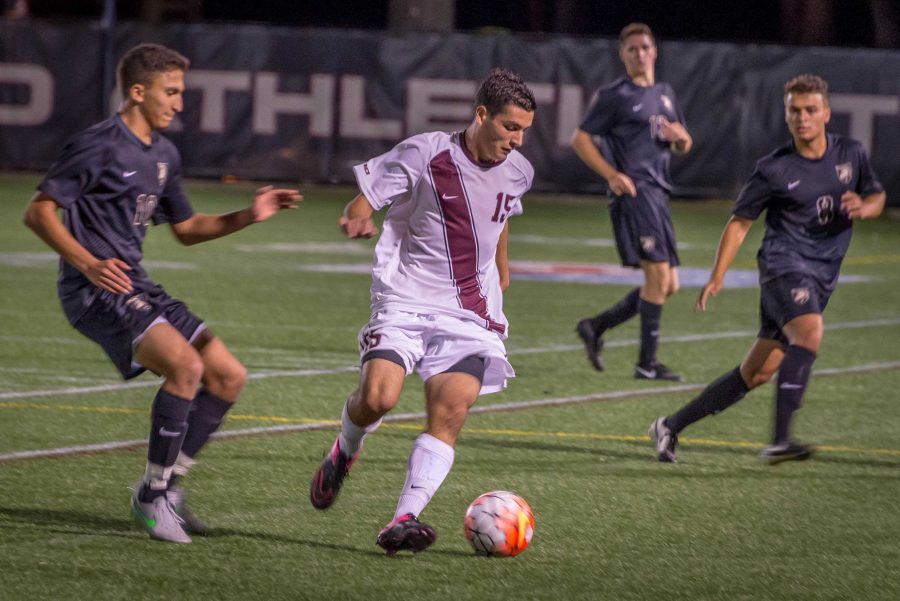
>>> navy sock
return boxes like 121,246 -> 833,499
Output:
638,298 -> 663,367
590,287 -> 640,332
143,389 -> 192,501
667,366 -> 749,433
180,388 -> 233,459
773,345 -> 816,444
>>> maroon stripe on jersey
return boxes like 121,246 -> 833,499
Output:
429,150 -> 505,335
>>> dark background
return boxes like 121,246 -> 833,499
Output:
8,0 -> 900,48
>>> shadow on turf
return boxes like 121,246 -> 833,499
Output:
0,506 -> 472,555
0,505 -> 136,538
207,527 -> 473,557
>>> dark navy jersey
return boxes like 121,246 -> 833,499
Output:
579,76 -> 686,192
38,115 -> 193,322
733,133 -> 883,292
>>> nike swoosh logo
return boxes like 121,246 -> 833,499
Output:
779,382 -> 804,390
632,104 -> 643,112
787,180 -> 800,190
635,366 -> 657,378
123,170 -> 138,177
410,484 -> 427,490
132,502 -> 157,528
441,193 -> 458,200
159,427 -> 182,437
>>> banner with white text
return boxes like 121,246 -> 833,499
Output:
1,20 -> 898,201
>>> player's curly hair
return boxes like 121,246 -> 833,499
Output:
476,68 -> 537,115
784,74 -> 829,104
117,43 -> 189,98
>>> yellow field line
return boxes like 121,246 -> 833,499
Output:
3,403 -> 899,458
447,425 -> 900,457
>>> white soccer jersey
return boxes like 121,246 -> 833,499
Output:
353,130 -> 534,338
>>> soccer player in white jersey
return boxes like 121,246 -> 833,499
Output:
309,68 -> 536,555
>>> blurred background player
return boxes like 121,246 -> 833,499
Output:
23,43 -> 301,543
309,68 -> 536,555
650,74 -> 885,464
571,22 -> 693,381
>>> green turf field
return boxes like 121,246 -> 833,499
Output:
1,172 -> 898,600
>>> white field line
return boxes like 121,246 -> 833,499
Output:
1,360 -> 898,463
3,316 -> 898,400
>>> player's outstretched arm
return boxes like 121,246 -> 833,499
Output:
23,192 -> 133,294
696,216 -> 754,311
660,119 -> 693,155
339,193 -> 378,239
840,190 -> 886,220
570,129 -> 636,197
496,222 -> 511,292
171,186 -> 301,246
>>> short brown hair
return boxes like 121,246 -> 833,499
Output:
117,43 -> 189,99
476,68 -> 537,115
619,23 -> 656,46
784,74 -> 829,104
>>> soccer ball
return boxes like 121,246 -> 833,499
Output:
463,490 -> 534,557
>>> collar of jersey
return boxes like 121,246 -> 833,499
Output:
114,114 -> 158,150
457,130 -> 505,169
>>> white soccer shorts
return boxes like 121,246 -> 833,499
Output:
358,309 -> 515,395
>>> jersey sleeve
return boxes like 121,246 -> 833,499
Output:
732,165 -> 772,220
578,88 -> 618,136
669,85 -> 687,126
152,151 -> 193,225
854,143 -> 884,197
507,156 -> 534,218
353,135 -> 430,211
37,132 -> 107,208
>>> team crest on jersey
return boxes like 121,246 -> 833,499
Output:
835,162 -> 852,184
660,95 -> 673,112
640,236 -> 656,253
157,162 -> 168,187
791,287 -> 810,305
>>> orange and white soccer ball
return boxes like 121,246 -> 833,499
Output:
463,490 -> 534,557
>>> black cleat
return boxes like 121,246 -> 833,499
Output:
759,440 -> 814,465
376,513 -> 437,556
634,362 -> 683,382
648,416 -> 678,463
575,319 -> 605,371
310,438 -> 357,510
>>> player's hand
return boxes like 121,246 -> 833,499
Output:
251,185 -> 302,223
659,119 -> 689,144
339,215 -> 378,239
840,190 -> 865,220
696,277 -> 724,311
85,258 -> 133,294
607,172 -> 637,198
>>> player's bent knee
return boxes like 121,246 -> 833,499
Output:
170,351 -> 204,391
358,385 -> 400,414
207,362 -> 247,400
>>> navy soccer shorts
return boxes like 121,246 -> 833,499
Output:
608,182 -> 680,268
71,283 -> 205,379
758,273 -> 831,343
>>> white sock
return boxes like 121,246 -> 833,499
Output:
338,398 -> 382,457
394,433 -> 454,519
143,462 -> 172,491
172,451 -> 197,478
